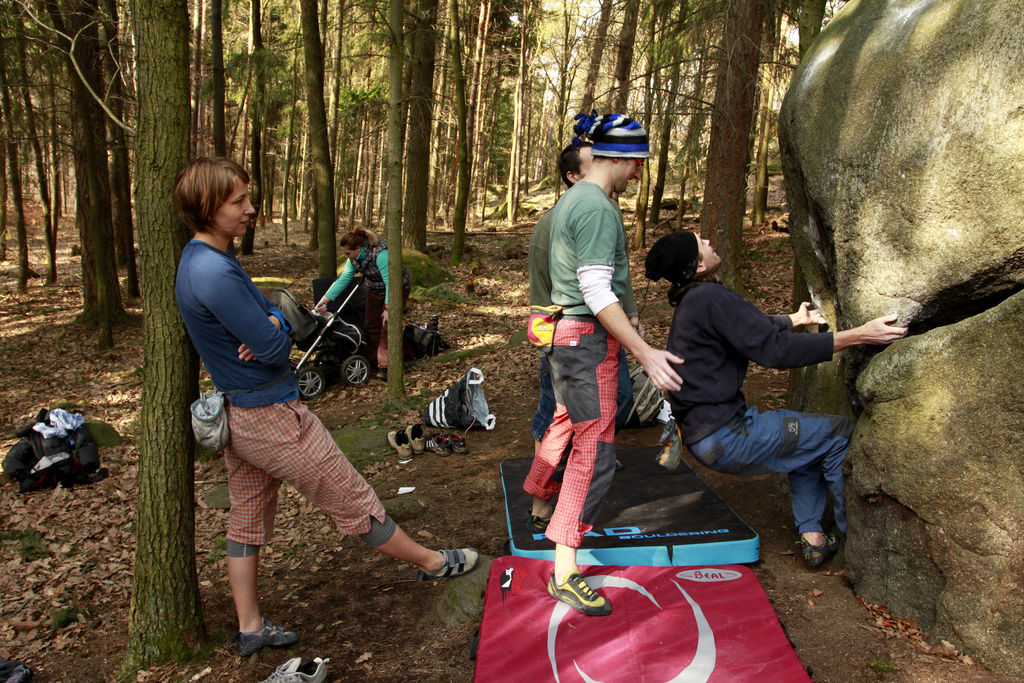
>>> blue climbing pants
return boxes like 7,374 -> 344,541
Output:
687,406 -> 853,535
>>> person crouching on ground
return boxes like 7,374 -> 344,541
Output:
315,228 -> 410,381
644,230 -> 907,567
174,157 -> 477,657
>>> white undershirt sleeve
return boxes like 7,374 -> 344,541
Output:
577,264 -> 618,315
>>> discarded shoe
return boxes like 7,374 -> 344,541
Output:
260,656 -> 329,683
387,429 -> 412,458
405,423 -> 426,455
547,572 -> 611,616
233,618 -> 300,657
448,432 -> 468,454
418,547 -> 479,580
799,532 -> 839,568
424,433 -> 453,456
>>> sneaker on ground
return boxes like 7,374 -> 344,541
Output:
417,547 -> 479,580
260,657 -> 329,683
234,618 -> 300,657
547,572 -> 612,616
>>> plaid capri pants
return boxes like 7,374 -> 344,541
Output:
224,398 -> 386,545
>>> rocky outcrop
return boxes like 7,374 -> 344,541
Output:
846,291 -> 1024,671
778,0 -> 1024,673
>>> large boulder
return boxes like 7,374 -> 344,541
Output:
846,291 -> 1024,672
778,0 -> 1024,673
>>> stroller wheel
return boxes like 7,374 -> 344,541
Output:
296,366 -> 327,399
341,355 -> 371,387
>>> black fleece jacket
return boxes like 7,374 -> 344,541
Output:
665,282 -> 834,444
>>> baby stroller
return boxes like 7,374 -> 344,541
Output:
268,283 -> 371,398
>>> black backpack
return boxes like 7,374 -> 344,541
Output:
3,409 -> 106,493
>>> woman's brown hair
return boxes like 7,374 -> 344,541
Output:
173,157 -> 250,233
339,228 -> 379,250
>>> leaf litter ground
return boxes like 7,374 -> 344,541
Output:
0,200 -> 1009,682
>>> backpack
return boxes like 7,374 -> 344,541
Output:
423,368 -> 497,430
403,315 -> 450,359
3,409 -> 106,493
623,364 -> 665,428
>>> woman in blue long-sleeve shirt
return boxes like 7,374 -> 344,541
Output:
173,158 -> 476,657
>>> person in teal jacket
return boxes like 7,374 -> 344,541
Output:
315,228 -> 410,380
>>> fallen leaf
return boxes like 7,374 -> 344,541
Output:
355,652 -> 372,664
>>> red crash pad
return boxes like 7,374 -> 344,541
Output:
474,556 -> 809,682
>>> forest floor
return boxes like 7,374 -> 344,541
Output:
0,190 -> 1017,682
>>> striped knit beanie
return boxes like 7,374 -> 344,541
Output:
572,111 -> 649,159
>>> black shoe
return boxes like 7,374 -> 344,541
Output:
233,618 -> 300,657
547,572 -> 611,616
528,511 -> 552,531
799,533 -> 839,568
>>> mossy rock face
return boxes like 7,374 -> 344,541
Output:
204,484 -> 231,510
380,495 -> 429,523
507,329 -> 528,347
331,426 -> 391,469
846,290 -> 1024,675
403,249 -> 446,289
433,554 -> 493,627
84,420 -> 123,447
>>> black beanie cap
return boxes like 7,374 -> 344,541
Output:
645,231 -> 700,287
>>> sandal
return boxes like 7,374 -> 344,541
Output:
424,433 -> 453,456
418,547 -> 479,580
448,433 -> 468,454
387,429 -> 412,458
405,423 -> 426,455
799,532 -> 839,568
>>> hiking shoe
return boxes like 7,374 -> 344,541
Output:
405,423 -> 426,455
424,433 -> 453,456
260,656 -> 329,683
417,547 -> 479,580
387,429 -> 412,457
799,533 -> 840,568
548,572 -> 611,616
528,510 -> 552,531
234,618 -> 300,657
448,433 -> 468,454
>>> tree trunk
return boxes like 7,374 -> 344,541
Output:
300,0 -> 337,277
699,0 -> 769,290
467,0 -> 491,216
751,7 -> 782,229
123,0 -> 203,670
210,0 -> 226,156
0,148 -> 6,262
14,26 -> 54,285
795,0 -> 828,57
505,0 -> 531,223
190,0 -> 204,155
0,37 -> 30,292
579,0 -> 612,114
385,0 -> 406,396
650,61 -> 681,227
241,0 -> 263,255
47,0 -> 125,348
447,0 -> 470,265
282,47 -> 300,243
100,0 -> 140,299
611,0 -> 640,113
402,0 -> 437,251
678,43 -> 710,231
